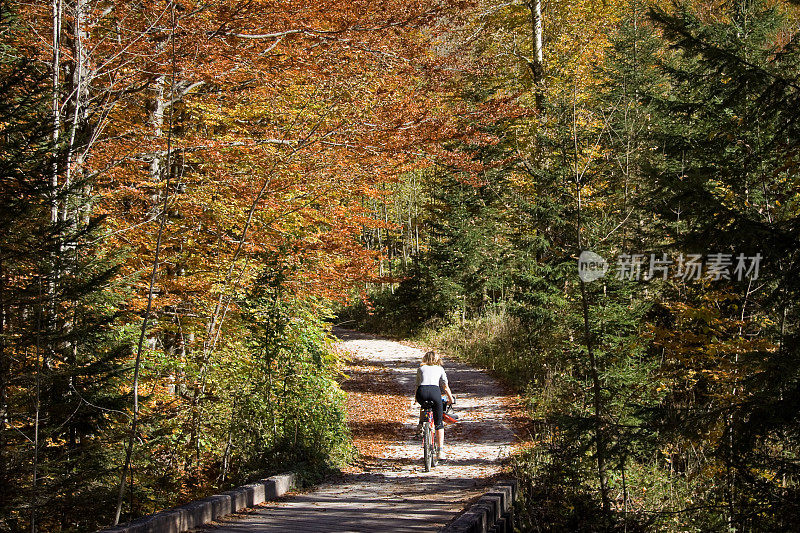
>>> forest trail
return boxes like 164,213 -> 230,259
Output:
195,328 -> 518,532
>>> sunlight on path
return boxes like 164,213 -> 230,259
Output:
338,330 -> 515,481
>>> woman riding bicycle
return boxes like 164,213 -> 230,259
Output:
415,350 -> 455,461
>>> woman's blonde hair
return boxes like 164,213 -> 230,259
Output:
421,350 -> 441,366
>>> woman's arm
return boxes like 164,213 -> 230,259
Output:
443,382 -> 455,404
439,366 -> 455,403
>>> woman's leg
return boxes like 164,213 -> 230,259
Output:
418,386 -> 445,453
422,387 -> 444,457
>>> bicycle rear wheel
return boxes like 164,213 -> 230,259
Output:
423,422 -> 432,472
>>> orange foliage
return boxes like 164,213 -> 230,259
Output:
10,0 -> 481,346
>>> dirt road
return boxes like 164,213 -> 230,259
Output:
197,328 -> 518,532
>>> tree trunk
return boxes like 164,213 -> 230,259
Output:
579,279 -> 610,513
150,74 -> 166,199
51,0 -> 63,226
38,1 -> 64,529
527,0 -> 544,111
574,95 -> 610,512
64,0 -> 91,226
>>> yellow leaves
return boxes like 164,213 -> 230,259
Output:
543,0 -> 620,97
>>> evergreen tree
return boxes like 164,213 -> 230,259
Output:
639,1 -> 800,528
0,4 -> 132,529
421,171 -> 510,316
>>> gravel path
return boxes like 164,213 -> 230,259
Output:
196,328 -> 517,532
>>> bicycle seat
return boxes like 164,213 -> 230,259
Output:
419,400 -> 437,409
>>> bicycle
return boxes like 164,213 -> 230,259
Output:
419,397 -> 456,472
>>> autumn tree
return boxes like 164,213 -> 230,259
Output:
2,0 -> 478,529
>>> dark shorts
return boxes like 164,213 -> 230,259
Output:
416,385 -> 444,430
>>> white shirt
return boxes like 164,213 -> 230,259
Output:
416,364 -> 448,388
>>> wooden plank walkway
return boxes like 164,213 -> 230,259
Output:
195,329 -> 517,532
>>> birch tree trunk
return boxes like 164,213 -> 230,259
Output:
150,74 -> 166,200
527,0 -> 544,111
51,0 -> 63,225
65,0 -> 91,227
36,1 -> 64,528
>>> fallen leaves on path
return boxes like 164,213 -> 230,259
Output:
339,356 -> 411,472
